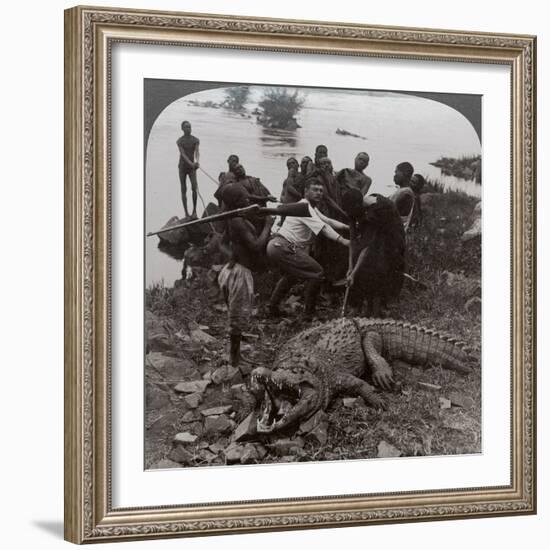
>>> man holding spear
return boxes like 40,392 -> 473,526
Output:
176,120 -> 200,218
216,183 -> 274,374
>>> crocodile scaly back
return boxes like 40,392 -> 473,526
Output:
285,318 -> 365,377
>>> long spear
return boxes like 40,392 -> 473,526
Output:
146,201 -> 312,237
146,205 -> 260,237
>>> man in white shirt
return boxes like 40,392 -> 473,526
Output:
267,179 -> 350,318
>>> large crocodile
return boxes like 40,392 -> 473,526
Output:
249,317 -> 476,434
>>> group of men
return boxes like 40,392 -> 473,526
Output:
175,120 -> 425,372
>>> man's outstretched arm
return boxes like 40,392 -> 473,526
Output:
316,209 -> 349,232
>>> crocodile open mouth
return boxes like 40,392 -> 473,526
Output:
250,367 -> 318,434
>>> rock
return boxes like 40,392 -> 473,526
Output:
200,405 -> 233,417
187,422 -> 204,436
439,397 -> 452,409
168,445 -> 195,465
177,339 -> 203,353
224,443 -> 245,464
147,333 -> 172,352
173,432 -> 198,444
145,313 -> 178,352
343,397 -> 358,408
299,410 -> 328,434
377,440 -> 402,458
145,385 -> 170,409
147,352 -> 199,381
442,271 -> 481,298
208,442 -> 226,454
147,411 -> 179,435
204,415 -> 236,436
183,393 -> 203,409
289,446 -> 306,457
448,392 -> 475,409
190,328 -> 216,344
232,412 -> 258,442
211,365 -> 239,385
181,411 -> 196,423
280,455 -> 297,463
465,296 -> 482,315
253,444 -> 267,460
269,438 -> 305,457
175,380 -> 210,394
149,459 -> 182,470
198,449 -> 218,463
303,422 -> 328,446
240,443 -> 260,464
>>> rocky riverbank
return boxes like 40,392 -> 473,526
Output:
145,190 -> 482,470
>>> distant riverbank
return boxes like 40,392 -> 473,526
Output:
431,155 -> 481,184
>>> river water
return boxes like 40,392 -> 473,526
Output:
146,86 -> 481,286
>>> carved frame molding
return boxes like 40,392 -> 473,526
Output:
64,6 -> 536,544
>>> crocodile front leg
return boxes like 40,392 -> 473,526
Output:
362,331 -> 395,390
334,372 -> 387,410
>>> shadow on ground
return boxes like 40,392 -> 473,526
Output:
33,520 -> 64,540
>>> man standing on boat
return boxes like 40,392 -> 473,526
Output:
176,120 -> 200,218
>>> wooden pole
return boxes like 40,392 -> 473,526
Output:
146,204 -> 260,237
341,222 -> 356,317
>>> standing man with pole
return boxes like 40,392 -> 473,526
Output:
176,120 -> 200,218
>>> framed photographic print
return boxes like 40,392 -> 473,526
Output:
64,5 -> 537,544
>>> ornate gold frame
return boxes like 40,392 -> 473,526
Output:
64,5 -> 537,544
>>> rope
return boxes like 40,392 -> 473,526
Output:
196,184 -> 218,234
198,166 -> 221,186
184,165 -> 220,234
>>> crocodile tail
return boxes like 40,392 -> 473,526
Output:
354,317 -> 476,373
418,328 -> 475,374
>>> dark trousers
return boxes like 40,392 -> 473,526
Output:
267,236 -> 323,312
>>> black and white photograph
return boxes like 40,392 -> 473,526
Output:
144,80 -> 482,469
